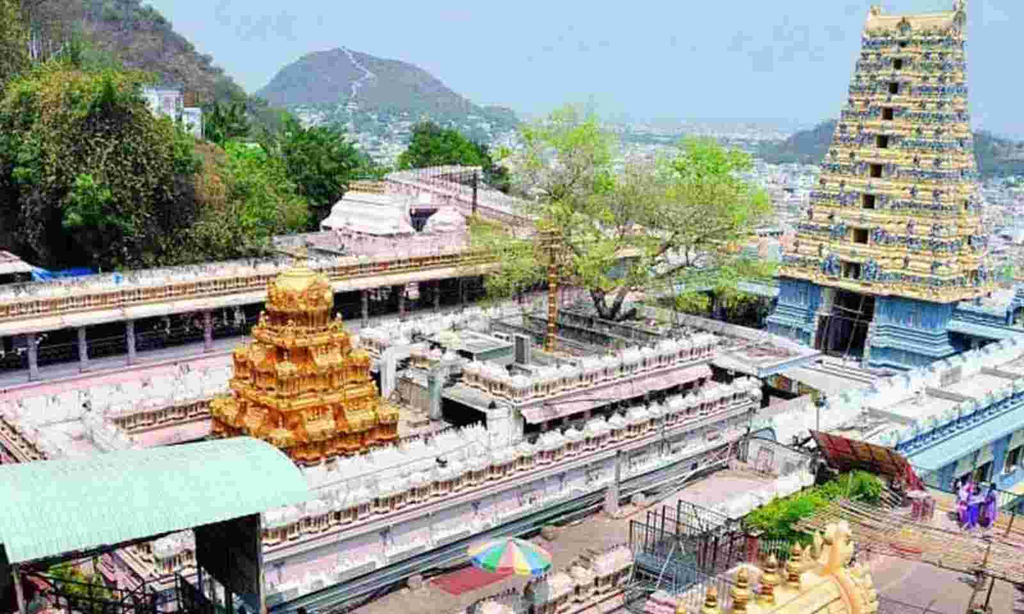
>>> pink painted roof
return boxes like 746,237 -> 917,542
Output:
2,353 -> 232,402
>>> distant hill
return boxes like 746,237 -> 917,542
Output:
23,0 -> 248,105
256,48 -> 518,130
758,120 -> 1024,178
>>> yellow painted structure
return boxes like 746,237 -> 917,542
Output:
210,264 -> 399,465
779,0 -> 992,303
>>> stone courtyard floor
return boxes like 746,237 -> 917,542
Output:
351,470 -> 1022,614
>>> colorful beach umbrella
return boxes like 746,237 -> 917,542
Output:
467,537 -> 552,576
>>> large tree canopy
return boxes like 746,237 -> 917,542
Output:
471,105 -> 773,321
397,121 -> 510,193
0,65 -> 202,268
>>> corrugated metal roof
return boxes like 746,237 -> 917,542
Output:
907,406 -> 1024,471
0,437 -> 310,564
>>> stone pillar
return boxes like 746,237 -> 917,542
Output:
433,281 -> 441,313
745,530 -> 763,564
77,326 -> 89,373
24,334 -> 38,382
427,365 -> 444,421
604,450 -> 622,517
459,278 -> 466,306
126,320 -> 137,366
12,566 -> 26,614
203,310 -> 214,353
397,286 -> 406,319
361,290 -> 370,328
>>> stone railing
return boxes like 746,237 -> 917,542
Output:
0,247 -> 496,322
461,336 -> 723,403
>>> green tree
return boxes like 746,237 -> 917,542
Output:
279,114 -> 362,226
0,0 -> 28,93
397,121 -> 510,193
471,105 -> 773,321
221,140 -> 309,240
46,563 -> 113,614
203,100 -> 250,145
0,65 -> 201,268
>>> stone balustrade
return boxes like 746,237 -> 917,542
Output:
772,336 -> 1024,449
0,364 -> 231,444
461,335 -> 722,403
0,246 -> 494,322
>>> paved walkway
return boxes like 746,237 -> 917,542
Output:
352,472 -> 773,614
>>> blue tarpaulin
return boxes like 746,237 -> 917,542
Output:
30,267 -> 95,282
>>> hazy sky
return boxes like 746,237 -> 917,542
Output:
148,0 -> 1021,137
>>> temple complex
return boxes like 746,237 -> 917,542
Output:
209,264 -> 399,464
768,1 -> 996,369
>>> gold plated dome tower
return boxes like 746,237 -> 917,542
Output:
210,264 -> 399,465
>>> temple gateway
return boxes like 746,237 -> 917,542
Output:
768,0 -> 993,369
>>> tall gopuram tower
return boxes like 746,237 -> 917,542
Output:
210,264 -> 399,465
767,0 -> 992,369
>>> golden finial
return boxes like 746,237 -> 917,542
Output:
700,586 -> 721,614
731,567 -> 750,613
787,544 -> 804,589
294,244 -> 309,262
758,554 -> 780,604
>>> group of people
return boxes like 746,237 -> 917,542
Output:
954,479 -> 999,530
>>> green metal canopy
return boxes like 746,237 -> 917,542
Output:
0,437 -> 310,564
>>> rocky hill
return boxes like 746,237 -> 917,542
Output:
758,120 -> 1024,178
256,47 -> 518,130
23,0 -> 247,104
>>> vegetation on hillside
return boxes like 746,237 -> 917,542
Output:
19,0 -> 248,104
744,471 -> 883,543
0,17 -> 373,270
470,104 -> 773,322
256,48 -> 519,132
759,119 -> 1024,178
0,64 -> 204,268
397,122 -> 510,193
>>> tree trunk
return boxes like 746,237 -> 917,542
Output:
589,287 -> 638,322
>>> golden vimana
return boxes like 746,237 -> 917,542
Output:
210,264 -> 399,465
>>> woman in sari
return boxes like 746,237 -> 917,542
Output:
979,485 -> 998,529
966,483 -> 985,530
956,479 -> 970,527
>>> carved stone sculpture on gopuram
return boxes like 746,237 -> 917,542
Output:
209,263 -> 399,465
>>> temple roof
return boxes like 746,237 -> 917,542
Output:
320,191 -> 415,235
864,3 -> 966,32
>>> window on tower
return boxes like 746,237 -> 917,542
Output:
894,58 -> 904,70
876,135 -> 890,149
853,228 -> 869,244
882,108 -> 894,121
870,164 -> 883,178
889,82 -> 899,95
842,261 -> 862,279
863,194 -> 877,209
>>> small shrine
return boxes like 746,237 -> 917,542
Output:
210,263 -> 399,465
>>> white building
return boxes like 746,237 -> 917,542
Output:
142,86 -> 203,139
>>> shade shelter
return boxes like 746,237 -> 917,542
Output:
0,437 -> 310,614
